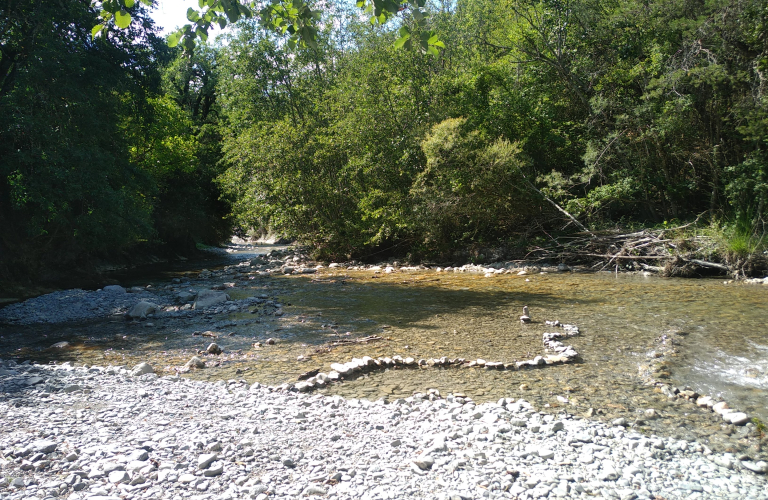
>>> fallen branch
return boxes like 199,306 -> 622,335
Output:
515,170 -> 595,237
685,258 -> 730,272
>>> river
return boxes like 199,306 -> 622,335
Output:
1,244 -> 766,457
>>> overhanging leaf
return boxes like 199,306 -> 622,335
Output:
167,31 -> 182,47
394,34 -> 410,49
91,23 -> 104,38
114,10 -> 131,28
124,0 -> 135,8
187,8 -> 200,22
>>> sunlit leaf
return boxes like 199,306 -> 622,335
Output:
114,10 -> 131,28
167,31 -> 182,47
91,23 -> 104,38
186,8 -> 200,22
394,34 -> 410,49
124,0 -> 135,8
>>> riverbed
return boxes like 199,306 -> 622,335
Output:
0,245 -> 766,464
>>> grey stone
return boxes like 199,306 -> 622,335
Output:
130,362 -> 154,376
31,440 -> 57,454
127,301 -> 160,320
108,470 -> 130,484
198,453 -> 217,469
303,485 -> 328,495
203,463 -> 224,477
194,290 -> 230,310
130,475 -> 146,486
679,481 -> 703,492
741,461 -> 768,474
103,462 -> 124,473
128,449 -> 149,462
724,412 -> 750,425
184,356 -> 206,370
538,449 -> 555,460
413,456 -> 435,470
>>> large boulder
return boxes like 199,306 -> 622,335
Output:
102,285 -> 126,294
127,301 -> 161,320
193,290 -> 230,310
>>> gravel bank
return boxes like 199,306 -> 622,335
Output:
1,360 -> 766,500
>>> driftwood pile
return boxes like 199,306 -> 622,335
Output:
525,223 -> 753,278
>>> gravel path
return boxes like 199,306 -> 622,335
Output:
1,360 -> 766,500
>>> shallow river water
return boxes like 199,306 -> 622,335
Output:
1,251 -> 767,456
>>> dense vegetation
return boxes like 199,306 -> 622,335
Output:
1,0 -> 767,282
0,1 -> 230,283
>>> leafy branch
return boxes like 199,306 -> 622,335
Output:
92,0 -> 444,54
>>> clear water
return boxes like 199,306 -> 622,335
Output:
2,258 -> 767,446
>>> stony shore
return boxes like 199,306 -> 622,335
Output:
1,359 -> 767,500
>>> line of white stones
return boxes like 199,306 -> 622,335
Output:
291,321 -> 581,393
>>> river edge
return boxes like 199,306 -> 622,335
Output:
0,359 -> 766,500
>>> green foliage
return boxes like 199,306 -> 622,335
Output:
0,0 -> 157,262
0,0 -> 230,281
411,118 -> 537,251
716,217 -> 767,263
5,0 -> 768,276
